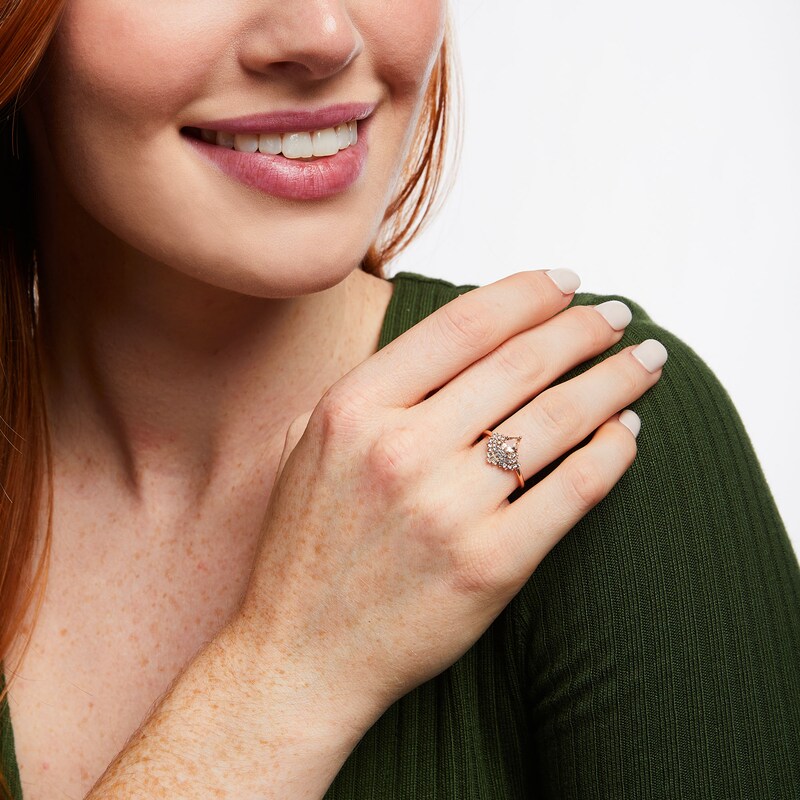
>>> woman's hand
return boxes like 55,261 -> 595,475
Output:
232,269 -> 666,721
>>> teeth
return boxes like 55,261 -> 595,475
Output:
258,133 -> 282,155
204,119 -> 359,158
282,131 -> 314,159
335,123 -> 350,149
233,133 -> 259,153
311,128 -> 339,157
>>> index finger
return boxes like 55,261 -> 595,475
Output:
348,268 -> 581,409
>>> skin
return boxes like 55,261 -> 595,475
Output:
10,0 -> 445,796
7,1 -> 664,798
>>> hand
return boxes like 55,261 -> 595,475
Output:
232,269 -> 665,718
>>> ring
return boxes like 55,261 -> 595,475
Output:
482,429 -> 525,489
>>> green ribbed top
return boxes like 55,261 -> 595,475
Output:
2,270 -> 799,798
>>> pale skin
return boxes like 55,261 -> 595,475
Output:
4,1 -> 664,799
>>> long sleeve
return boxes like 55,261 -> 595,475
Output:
514,294 -> 800,798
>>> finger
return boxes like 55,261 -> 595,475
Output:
468,339 -> 666,499
489,412 -> 640,585
420,300 -> 632,449
345,268 -> 581,409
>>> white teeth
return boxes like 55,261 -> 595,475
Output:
202,119 -> 359,158
233,133 -> 259,153
258,133 -> 282,155
311,128 -> 339,157
282,131 -> 313,159
335,123 -> 350,149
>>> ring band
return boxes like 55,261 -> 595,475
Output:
482,429 -> 525,489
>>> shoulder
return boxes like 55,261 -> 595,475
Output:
387,269 -> 770,509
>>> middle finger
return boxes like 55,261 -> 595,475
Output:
419,300 -> 633,449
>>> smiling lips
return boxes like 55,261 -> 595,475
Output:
182,102 -> 373,199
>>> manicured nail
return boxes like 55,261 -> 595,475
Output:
594,300 -> 632,331
545,268 -> 581,294
632,339 -> 668,372
618,409 -> 641,438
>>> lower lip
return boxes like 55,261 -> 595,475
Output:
182,119 -> 370,201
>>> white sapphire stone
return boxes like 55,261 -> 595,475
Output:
485,432 -> 522,471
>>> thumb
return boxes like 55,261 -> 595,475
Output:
275,410 -> 314,477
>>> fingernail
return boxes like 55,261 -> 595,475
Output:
545,268 -> 581,294
632,339 -> 668,372
618,409 -> 641,438
594,300 -> 632,331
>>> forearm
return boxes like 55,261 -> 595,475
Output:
84,615 -> 382,800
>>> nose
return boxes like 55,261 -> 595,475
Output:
238,1 -> 364,82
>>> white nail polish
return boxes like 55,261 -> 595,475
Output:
619,409 -> 641,438
594,300 -> 632,331
545,268 -> 581,294
632,339 -> 668,373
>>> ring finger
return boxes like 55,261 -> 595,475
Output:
466,339 -> 668,502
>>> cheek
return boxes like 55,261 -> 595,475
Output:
44,1 -> 229,134
360,0 -> 447,98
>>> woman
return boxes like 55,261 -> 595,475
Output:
0,1 -> 797,798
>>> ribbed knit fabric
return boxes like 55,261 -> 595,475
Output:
1,270 -> 799,798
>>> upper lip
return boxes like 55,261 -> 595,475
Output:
189,101 -> 377,134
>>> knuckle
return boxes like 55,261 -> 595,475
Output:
312,385 -> 368,441
491,336 -> 546,385
536,389 -> 582,440
437,296 -> 496,353
564,460 -> 609,510
365,426 -> 421,488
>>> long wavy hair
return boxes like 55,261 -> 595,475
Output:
0,1 -> 462,794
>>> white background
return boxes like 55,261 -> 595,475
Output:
391,0 -> 800,555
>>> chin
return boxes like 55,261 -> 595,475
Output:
167,238 -> 370,300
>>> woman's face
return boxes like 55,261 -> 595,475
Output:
22,0 -> 446,297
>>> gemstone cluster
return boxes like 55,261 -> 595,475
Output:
485,432 -> 523,472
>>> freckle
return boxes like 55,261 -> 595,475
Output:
140,656 -> 150,668
80,766 -> 90,780
88,701 -> 94,708
59,627 -> 68,637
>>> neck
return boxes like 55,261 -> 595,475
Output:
34,213 -> 392,515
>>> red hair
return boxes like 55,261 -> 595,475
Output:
0,3 -> 461,795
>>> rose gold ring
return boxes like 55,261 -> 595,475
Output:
482,429 -> 525,489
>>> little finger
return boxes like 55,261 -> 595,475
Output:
486,412 -> 641,588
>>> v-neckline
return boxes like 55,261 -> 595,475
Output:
0,270 -> 419,800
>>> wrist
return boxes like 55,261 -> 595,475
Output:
213,611 -> 387,752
